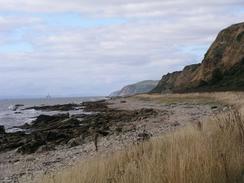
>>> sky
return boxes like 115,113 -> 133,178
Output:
0,0 -> 243,98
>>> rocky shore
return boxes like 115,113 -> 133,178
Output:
1,100 -> 158,155
0,95 -> 226,182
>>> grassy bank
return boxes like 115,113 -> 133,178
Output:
42,92 -> 244,183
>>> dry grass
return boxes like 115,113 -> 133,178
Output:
134,92 -> 242,105
42,92 -> 244,183
133,93 -> 217,104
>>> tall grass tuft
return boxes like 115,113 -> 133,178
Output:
42,109 -> 244,183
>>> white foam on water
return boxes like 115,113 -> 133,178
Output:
0,97 -> 104,131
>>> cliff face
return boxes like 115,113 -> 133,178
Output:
151,22 -> 244,93
110,80 -> 159,97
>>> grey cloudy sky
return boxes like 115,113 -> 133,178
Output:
0,0 -> 243,98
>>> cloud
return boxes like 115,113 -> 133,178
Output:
0,0 -> 243,98
0,0 -> 243,16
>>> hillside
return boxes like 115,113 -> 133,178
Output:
151,22 -> 244,93
110,80 -> 158,96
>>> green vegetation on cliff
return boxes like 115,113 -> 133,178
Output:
110,80 -> 159,96
151,22 -> 244,93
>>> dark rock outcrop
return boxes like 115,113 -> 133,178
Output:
0,101 -> 159,154
151,22 -> 244,93
0,126 -> 5,134
24,103 -> 83,111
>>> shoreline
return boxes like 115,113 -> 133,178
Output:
0,96 -> 106,132
0,94 -> 227,183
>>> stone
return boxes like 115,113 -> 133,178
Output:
0,126 -> 5,134
24,103 -> 82,111
46,130 -> 68,141
211,106 -> 218,109
137,130 -> 151,141
223,106 -> 229,112
171,122 -> 180,127
17,140 -> 45,154
71,114 -> 88,118
67,137 -> 83,147
36,145 -> 55,153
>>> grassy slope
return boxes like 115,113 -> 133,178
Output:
42,92 -> 244,183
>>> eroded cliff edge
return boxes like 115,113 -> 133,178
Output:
151,22 -> 244,93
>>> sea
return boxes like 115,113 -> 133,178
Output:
0,97 -> 105,132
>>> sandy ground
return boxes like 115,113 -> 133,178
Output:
0,95 -> 226,183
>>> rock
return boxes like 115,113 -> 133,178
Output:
139,108 -> 158,116
223,106 -> 229,112
8,104 -> 24,111
82,100 -> 108,112
17,140 -> 45,154
15,104 -> 24,109
122,124 -> 136,132
137,130 -> 151,141
71,114 -> 88,118
36,145 -> 55,153
67,137 -> 83,147
56,118 -> 81,129
120,100 -> 127,103
211,106 -> 218,109
21,113 -> 70,130
19,123 -> 31,129
171,122 -> 181,127
46,130 -> 68,141
37,113 -> 69,122
97,130 -> 109,137
15,104 -> 24,107
0,126 -> 5,134
24,103 -> 82,111
1,100 -> 160,154
115,127 -> 123,133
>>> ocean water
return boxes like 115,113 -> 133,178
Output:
0,97 -> 104,132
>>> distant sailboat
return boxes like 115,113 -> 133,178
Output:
46,94 -> 51,99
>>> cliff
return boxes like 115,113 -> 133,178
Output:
110,80 -> 159,97
151,22 -> 244,93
